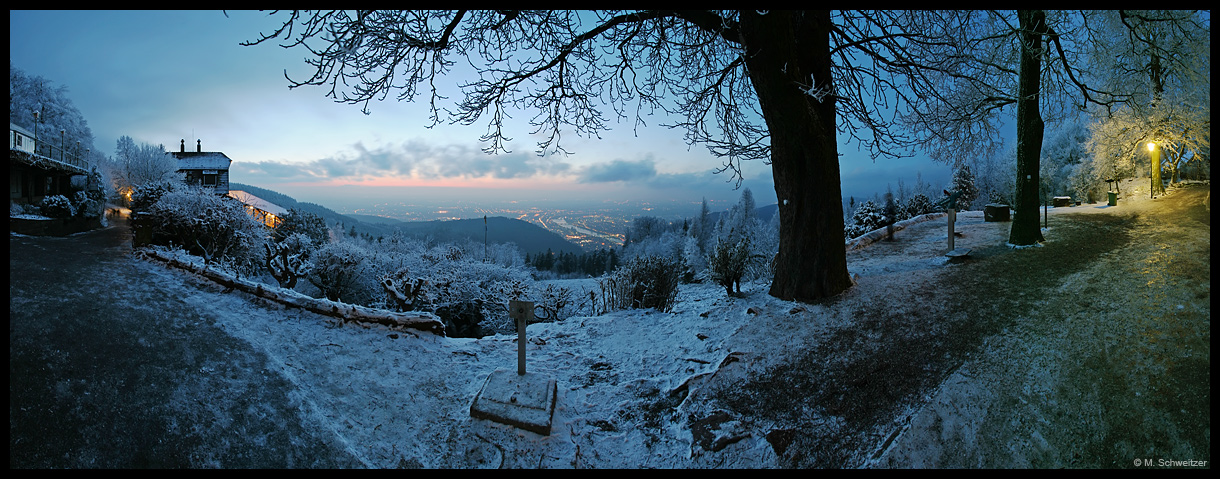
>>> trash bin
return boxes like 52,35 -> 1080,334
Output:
131,212 -> 152,247
1107,191 -> 1118,206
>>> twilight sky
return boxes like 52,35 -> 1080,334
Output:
10,10 -> 955,211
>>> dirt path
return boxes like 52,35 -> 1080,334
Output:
9,217 -> 363,468
875,183 -> 1210,468
696,184 -> 1210,468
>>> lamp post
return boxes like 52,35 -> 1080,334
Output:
32,111 -> 39,155
1147,142 -> 1159,199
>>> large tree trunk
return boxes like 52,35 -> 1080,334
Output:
1148,53 -> 1167,196
740,11 -> 853,302
1150,144 -> 1165,196
1009,10 -> 1049,246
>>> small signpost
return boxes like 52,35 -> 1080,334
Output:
511,300 -> 532,375
469,300 -> 557,435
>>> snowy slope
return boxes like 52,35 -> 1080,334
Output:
129,180 -> 1204,468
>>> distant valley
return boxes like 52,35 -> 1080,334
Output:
231,183 -> 778,257
231,183 -> 584,256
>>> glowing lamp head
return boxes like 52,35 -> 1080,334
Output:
1147,142 -> 1156,152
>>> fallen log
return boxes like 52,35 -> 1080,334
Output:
137,250 -> 445,336
845,212 -> 947,251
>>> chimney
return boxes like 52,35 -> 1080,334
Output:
180,139 -> 185,153
197,139 -> 201,153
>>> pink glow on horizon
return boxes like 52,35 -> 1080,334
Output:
275,175 -> 599,192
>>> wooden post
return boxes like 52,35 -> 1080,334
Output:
509,300 -> 534,375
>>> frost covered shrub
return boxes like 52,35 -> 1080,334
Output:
130,180 -> 180,213
986,189 -> 1010,206
455,238 -> 525,269
266,232 -> 315,289
72,189 -> 103,218
845,200 -> 885,239
623,230 -> 686,266
534,283 -> 576,321
599,254 -> 681,313
40,195 -> 76,219
375,250 -> 532,334
902,193 -> 937,219
307,241 -> 378,303
147,188 -> 267,268
272,208 -> 329,245
707,236 -> 750,296
682,235 -> 709,282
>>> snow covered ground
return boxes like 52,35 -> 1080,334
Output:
126,203 -> 1004,468
116,179 -> 1207,468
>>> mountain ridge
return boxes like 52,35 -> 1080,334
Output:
229,183 -> 582,256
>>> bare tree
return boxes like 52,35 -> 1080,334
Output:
105,136 -> 178,199
243,10 -> 985,302
902,10 -> 1209,245
901,11 -> 1130,245
1085,10 -> 1210,190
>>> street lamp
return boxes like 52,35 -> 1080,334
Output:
1147,141 -> 1159,199
32,111 -> 39,155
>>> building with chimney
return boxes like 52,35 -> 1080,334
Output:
171,139 -> 231,195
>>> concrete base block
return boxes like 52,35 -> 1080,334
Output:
470,369 -> 557,436
946,248 -> 972,263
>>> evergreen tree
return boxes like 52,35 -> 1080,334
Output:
948,165 -> 980,211
845,200 -> 885,239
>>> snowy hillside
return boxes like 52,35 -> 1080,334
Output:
44,178 -> 1203,468
130,197 -> 1023,467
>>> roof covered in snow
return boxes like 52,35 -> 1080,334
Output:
10,122 -> 35,138
172,151 -> 231,170
228,190 -> 288,216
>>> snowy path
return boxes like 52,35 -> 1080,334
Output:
9,218 -> 363,468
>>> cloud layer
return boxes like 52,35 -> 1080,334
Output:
230,140 -> 777,204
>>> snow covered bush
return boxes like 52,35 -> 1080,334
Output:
265,232 -> 314,289
985,189 -> 1010,206
72,189 -> 103,218
272,208 -> 329,245
40,195 -> 75,219
749,211 -> 781,281
682,235 -> 709,282
534,283 -> 576,322
307,240 -> 377,303
845,199 -> 885,239
1068,162 -> 1101,203
621,216 -> 687,275
147,188 -> 267,270
130,179 -> 180,213
598,254 -> 681,313
364,236 -> 534,334
379,267 -> 431,312
623,229 -> 686,266
707,235 -> 751,296
902,193 -> 937,219
703,187 -> 774,286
